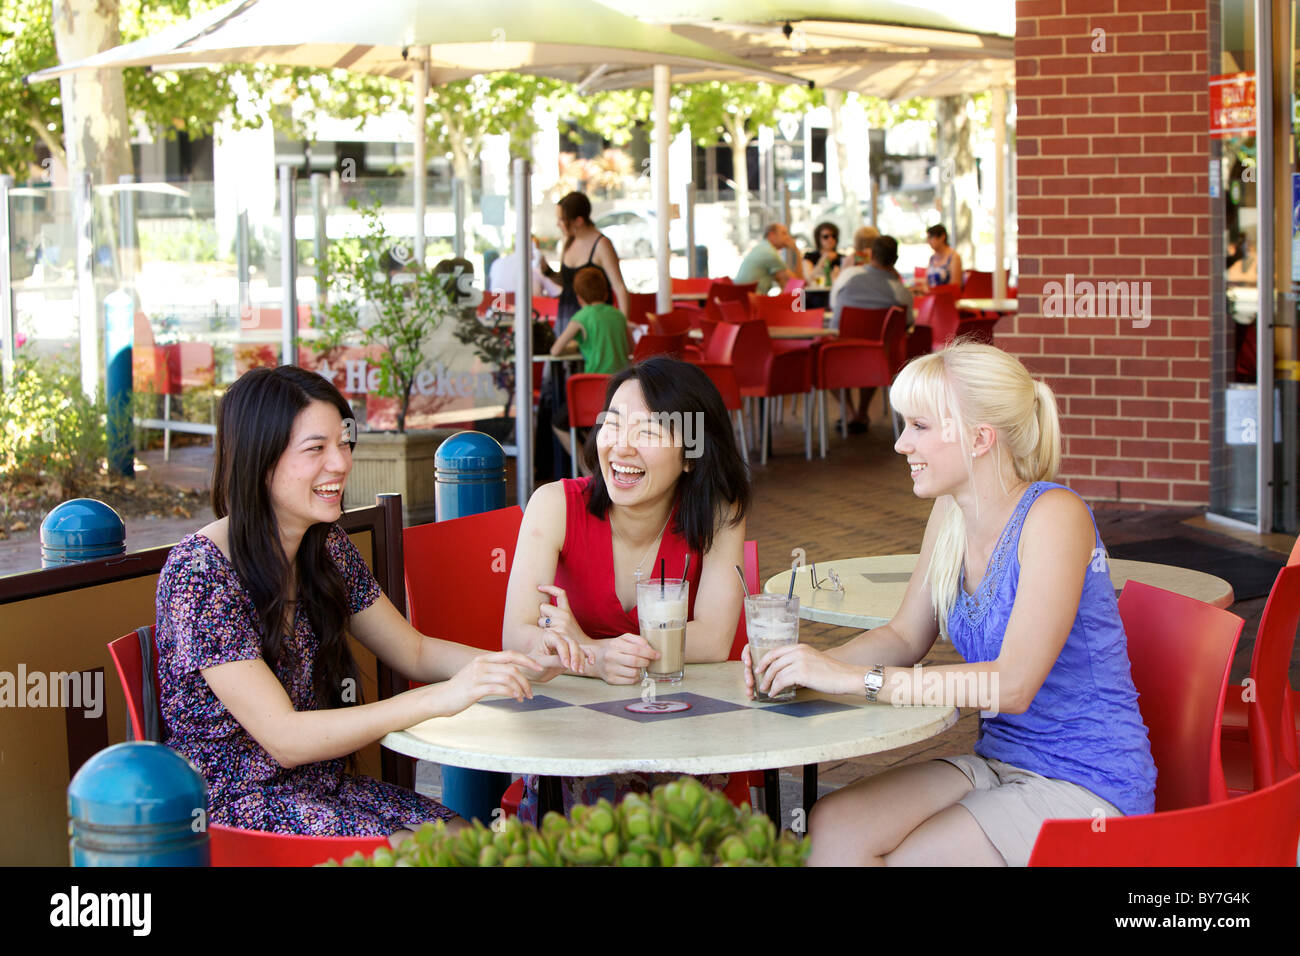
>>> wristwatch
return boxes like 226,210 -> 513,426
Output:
864,666 -> 885,702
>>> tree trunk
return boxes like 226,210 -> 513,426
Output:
51,0 -> 132,186
825,90 -> 859,235
935,95 -> 979,266
726,117 -> 752,249
445,120 -> 477,261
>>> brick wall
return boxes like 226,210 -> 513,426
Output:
1009,0 -> 1210,508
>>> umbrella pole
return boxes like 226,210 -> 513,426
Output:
513,157 -> 533,508
654,65 -> 671,315
412,47 -> 428,267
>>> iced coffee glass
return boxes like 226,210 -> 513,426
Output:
745,594 -> 800,702
637,578 -> 689,683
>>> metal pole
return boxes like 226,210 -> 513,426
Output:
452,176 -> 465,260
779,181 -> 794,271
117,174 -> 135,286
654,64 -> 671,315
0,175 -> 14,388
74,170 -> 97,399
412,47 -> 428,267
513,157 -> 533,508
1256,0 -> 1275,533
236,210 -> 250,324
311,172 -> 328,315
278,164 -> 298,366
685,181 -> 697,279
992,87 -> 1007,299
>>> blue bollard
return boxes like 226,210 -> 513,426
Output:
41,498 -> 126,568
68,742 -> 210,867
435,430 -> 507,521
433,431 -> 511,822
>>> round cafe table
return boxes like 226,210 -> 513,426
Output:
382,661 -> 956,825
763,554 -> 1235,630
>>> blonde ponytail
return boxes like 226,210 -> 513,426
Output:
890,341 -> 1061,637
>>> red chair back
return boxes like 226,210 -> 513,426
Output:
715,299 -> 750,326
727,319 -> 775,392
962,270 -> 994,298
651,309 -> 695,335
209,825 -> 388,867
565,373 -> 614,429
703,320 -> 742,365
533,296 -> 559,320
671,277 -> 713,296
782,278 -> 806,295
625,292 -> 657,328
403,506 -> 524,651
750,292 -> 802,323
1241,565 -> 1300,787
1117,581 -> 1242,811
1027,767 -> 1300,866
706,281 -> 756,322
915,291 -> 961,348
632,332 -> 687,362
106,629 -> 389,866
107,629 -> 164,742
839,305 -> 892,341
692,361 -> 743,412
816,339 -> 893,392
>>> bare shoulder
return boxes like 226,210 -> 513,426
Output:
521,480 -> 568,547
1021,487 -> 1095,556
195,516 -> 232,562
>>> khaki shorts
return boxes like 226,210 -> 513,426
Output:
937,754 -> 1123,867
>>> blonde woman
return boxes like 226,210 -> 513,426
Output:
747,341 -> 1156,866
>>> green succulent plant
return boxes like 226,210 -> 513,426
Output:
323,776 -> 809,868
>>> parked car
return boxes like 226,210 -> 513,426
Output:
594,208 -> 688,259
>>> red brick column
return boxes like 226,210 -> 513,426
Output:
1010,0 -> 1210,508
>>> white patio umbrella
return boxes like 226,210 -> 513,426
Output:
32,0 -> 806,505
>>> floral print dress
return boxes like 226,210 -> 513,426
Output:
155,526 -> 456,835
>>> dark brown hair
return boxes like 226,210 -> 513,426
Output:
211,365 -> 360,715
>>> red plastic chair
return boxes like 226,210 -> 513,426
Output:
1117,581 -> 1243,811
650,309 -> 696,336
1027,767 -> 1300,866
563,373 -> 614,478
705,281 -> 757,324
1220,565 -> 1300,796
632,332 -> 688,362
690,361 -> 749,465
961,270 -> 994,298
624,292 -> 657,328
724,316 -> 814,464
916,291 -> 1000,349
782,277 -> 806,295
533,296 -> 559,321
671,276 -> 713,297
404,507 -> 527,816
815,310 -> 906,457
840,305 -> 907,376
106,630 -> 389,866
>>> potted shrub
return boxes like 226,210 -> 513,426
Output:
452,301 -> 555,445
317,203 -> 463,525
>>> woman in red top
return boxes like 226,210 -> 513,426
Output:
504,357 -> 752,822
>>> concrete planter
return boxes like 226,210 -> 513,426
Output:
344,429 -> 455,526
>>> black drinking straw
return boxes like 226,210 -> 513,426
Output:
787,566 -> 797,601
660,557 -> 666,597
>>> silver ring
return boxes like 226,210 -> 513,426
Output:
544,617 -> 552,628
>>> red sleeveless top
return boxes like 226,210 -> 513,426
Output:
553,478 -> 702,639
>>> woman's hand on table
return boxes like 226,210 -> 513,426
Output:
536,585 -> 595,672
749,643 -> 863,699
595,633 -> 659,685
527,627 -> 596,681
429,651 -> 543,717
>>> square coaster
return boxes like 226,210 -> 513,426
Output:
859,571 -> 912,584
757,698 -> 859,718
583,692 -> 748,722
478,694 -> 570,712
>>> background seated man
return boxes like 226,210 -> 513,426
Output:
735,222 -> 799,295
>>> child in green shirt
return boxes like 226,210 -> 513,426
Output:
550,266 -> 632,375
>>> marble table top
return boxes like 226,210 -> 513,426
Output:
763,554 -> 1236,630
382,661 -> 957,777
956,298 -> 1019,313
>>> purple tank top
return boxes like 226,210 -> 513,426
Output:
946,481 -> 1157,815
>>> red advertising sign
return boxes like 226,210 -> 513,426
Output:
1210,72 -> 1256,139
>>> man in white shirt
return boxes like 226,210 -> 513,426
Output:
829,225 -> 880,313
488,236 -> 561,296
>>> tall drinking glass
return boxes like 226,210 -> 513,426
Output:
745,594 -> 800,702
637,578 -> 688,683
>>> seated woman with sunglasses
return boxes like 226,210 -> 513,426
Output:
803,221 -> 843,285
747,343 -> 1156,866
503,357 -> 751,823
156,366 -> 578,837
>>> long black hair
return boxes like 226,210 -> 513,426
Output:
211,365 -> 360,713
583,357 -> 751,555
